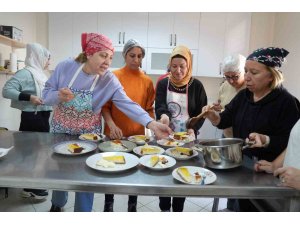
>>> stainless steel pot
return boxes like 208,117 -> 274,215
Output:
198,138 -> 247,169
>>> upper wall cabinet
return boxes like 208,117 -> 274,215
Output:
197,13 -> 251,77
148,12 -> 200,49
98,12 -> 148,47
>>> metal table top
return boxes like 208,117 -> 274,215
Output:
0,131 -> 299,211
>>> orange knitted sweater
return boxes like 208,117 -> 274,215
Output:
102,66 -> 155,137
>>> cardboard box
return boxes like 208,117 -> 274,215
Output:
0,25 -> 23,42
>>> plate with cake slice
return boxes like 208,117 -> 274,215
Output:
165,147 -> 198,160
172,166 -> 217,185
128,135 -> 153,145
169,131 -> 195,143
156,139 -> 185,148
98,140 -> 137,153
139,154 -> 176,171
79,133 -> 106,142
86,152 -> 139,172
52,140 -> 97,156
133,145 -> 165,156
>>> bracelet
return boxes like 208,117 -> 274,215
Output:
262,135 -> 270,148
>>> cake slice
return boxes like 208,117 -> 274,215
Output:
150,155 -> 159,167
173,132 -> 188,140
81,133 -> 99,140
172,147 -> 193,156
141,146 -> 160,155
177,167 -> 192,183
68,143 -> 84,153
102,155 -> 126,164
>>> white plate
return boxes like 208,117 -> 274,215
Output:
165,147 -> 198,160
128,135 -> 153,145
52,141 -> 97,156
86,152 -> 139,172
79,133 -> 106,142
133,145 -> 165,156
172,166 -> 217,185
169,133 -> 195,143
157,139 -> 185,147
98,140 -> 136,153
139,154 -> 176,171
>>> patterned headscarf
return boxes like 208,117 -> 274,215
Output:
81,33 -> 114,56
247,47 -> 289,68
168,45 -> 193,87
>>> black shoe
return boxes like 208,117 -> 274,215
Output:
128,203 -> 137,212
50,205 -> 62,212
104,202 -> 114,212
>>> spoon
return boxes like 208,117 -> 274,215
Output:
186,105 -> 214,129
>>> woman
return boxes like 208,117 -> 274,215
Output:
42,33 -> 171,212
202,47 -> 300,211
102,39 -> 155,212
155,45 -> 207,212
2,43 -> 51,200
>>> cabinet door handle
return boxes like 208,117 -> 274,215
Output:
174,34 -> 177,46
170,34 -> 173,46
123,32 -> 125,44
219,63 -> 222,76
118,32 -> 121,44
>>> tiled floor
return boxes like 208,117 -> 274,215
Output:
0,188 -> 228,212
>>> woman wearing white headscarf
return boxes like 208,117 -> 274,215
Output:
2,43 -> 52,199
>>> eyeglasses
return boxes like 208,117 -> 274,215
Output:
223,73 -> 240,81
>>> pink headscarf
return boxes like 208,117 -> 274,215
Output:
81,33 -> 114,56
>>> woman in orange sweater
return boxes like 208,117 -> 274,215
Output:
102,39 -> 155,212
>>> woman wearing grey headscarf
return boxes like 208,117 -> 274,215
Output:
2,43 -> 52,200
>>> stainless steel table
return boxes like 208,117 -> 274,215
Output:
0,131 -> 299,211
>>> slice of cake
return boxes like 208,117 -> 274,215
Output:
150,155 -> 159,167
177,167 -> 192,183
173,132 -> 188,140
172,147 -> 193,156
102,155 -> 126,164
141,146 -> 160,155
68,143 -> 84,153
81,133 -> 99,140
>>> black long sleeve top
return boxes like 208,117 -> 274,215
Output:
218,85 -> 300,161
155,77 -> 207,136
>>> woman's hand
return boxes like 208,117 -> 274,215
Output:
187,128 -> 195,140
108,123 -> 123,140
201,105 -> 220,126
254,160 -> 274,173
58,88 -> 75,102
246,132 -> 269,148
147,120 -> 172,140
30,95 -> 43,106
159,114 -> 170,126
274,167 -> 300,190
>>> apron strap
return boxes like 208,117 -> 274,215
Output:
90,75 -> 100,91
68,64 -> 84,88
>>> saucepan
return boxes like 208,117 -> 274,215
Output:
196,138 -> 252,169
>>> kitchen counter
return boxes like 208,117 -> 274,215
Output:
0,131 -> 299,211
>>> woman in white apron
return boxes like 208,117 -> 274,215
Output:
43,33 -> 172,212
155,45 -> 207,212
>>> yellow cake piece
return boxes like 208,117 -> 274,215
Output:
141,146 -> 160,155
102,155 -> 126,164
172,147 -> 193,156
150,155 -> 159,167
81,133 -> 99,140
173,132 -> 188,140
177,167 -> 192,183
68,143 -> 84,153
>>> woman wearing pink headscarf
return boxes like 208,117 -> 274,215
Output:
43,33 -> 171,212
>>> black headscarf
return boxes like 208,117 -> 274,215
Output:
247,47 -> 289,68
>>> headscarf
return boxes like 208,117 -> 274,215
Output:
247,47 -> 289,69
168,45 -> 192,87
24,43 -> 50,98
81,33 -> 114,56
122,39 -> 145,58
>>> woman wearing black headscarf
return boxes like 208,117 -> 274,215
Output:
202,47 -> 300,211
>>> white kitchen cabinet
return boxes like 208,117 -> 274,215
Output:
98,12 -> 148,47
197,13 -> 251,77
146,48 -> 198,75
148,12 -> 200,49
49,13 -> 73,69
